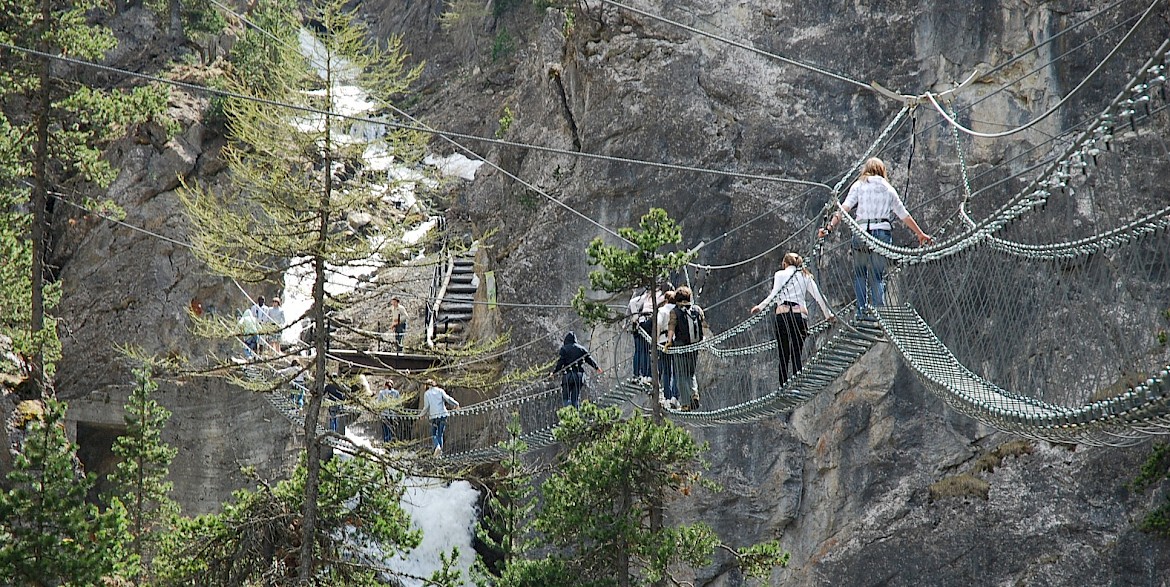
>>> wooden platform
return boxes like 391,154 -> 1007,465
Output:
327,349 -> 443,373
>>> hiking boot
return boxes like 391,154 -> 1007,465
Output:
433,446 -> 443,458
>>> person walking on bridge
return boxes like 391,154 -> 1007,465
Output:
751,252 -> 835,386
551,331 -> 602,408
422,379 -> 459,457
819,157 -> 932,320
666,286 -> 706,411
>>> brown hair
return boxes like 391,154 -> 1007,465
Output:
860,157 -> 888,180
783,252 -> 812,277
674,285 -> 693,303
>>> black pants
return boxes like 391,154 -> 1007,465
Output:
561,370 -> 585,408
775,312 -> 809,386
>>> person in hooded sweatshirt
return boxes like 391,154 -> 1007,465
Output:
550,331 -> 602,408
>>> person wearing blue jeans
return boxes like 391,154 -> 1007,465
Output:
628,289 -> 654,380
819,157 -> 933,319
851,228 -> 892,318
422,379 -> 459,457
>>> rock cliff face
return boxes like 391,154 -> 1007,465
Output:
367,0 -> 1170,585
30,0 -> 1170,582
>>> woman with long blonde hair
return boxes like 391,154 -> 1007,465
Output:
750,252 -> 834,386
818,157 -> 932,319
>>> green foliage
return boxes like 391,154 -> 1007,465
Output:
157,456 -> 421,585
0,0 -> 168,384
224,0 -> 303,94
493,0 -> 524,17
496,105 -> 514,138
107,362 -> 181,584
0,398 -> 130,585
494,403 -> 786,585
1133,443 -> 1170,537
492,29 -> 515,61
474,415 -> 537,582
572,208 -> 696,328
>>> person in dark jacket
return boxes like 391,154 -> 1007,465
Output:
550,331 -> 602,408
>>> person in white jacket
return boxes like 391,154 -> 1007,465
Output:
422,379 -> 459,457
750,253 -> 835,386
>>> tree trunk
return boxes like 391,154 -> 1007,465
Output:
30,0 -> 51,397
298,53 -> 336,584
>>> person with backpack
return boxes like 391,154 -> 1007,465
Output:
666,285 -> 705,410
550,331 -> 602,408
750,252 -> 835,386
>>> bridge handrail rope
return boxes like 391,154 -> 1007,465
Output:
836,37 -> 1170,265
665,319 -> 886,425
924,0 -> 1165,140
875,303 -> 1170,447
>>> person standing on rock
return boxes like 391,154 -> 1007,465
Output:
550,331 -> 602,409
819,157 -> 932,320
265,297 -> 285,355
750,252 -> 835,387
388,297 -> 408,352
422,378 -> 459,457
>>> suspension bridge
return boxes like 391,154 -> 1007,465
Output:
242,35 -> 1170,463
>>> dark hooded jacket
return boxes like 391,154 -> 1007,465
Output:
552,331 -> 599,374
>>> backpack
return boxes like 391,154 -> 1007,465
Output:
673,304 -> 704,346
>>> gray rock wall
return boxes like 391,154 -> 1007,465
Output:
371,1 -> 1170,584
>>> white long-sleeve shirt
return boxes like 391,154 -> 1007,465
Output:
656,303 -> 676,344
756,267 -> 833,318
423,386 -> 459,419
842,176 -> 910,232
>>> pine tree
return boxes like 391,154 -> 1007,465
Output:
0,397 -> 130,585
0,0 -> 169,393
177,0 -> 430,581
571,207 -> 696,422
156,454 -> 422,586
474,414 -> 537,583
107,362 -> 181,584
506,403 -> 787,587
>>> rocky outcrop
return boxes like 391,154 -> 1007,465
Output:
50,82 -> 300,514
370,1 -> 1170,585
32,0 -> 1170,578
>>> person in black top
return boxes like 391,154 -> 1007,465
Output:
550,331 -> 602,408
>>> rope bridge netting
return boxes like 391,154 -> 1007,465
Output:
243,36 -> 1170,461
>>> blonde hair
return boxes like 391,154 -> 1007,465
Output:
783,252 -> 812,276
859,157 -> 888,180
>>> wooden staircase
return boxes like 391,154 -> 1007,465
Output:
427,247 -> 479,348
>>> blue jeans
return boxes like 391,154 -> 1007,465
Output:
328,406 -> 345,434
632,320 -> 652,377
852,229 -> 892,316
675,351 -> 699,406
658,351 -> 678,400
430,416 -> 447,449
561,371 -> 585,408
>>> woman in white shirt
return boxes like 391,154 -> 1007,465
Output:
750,253 -> 835,386
818,157 -> 932,319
